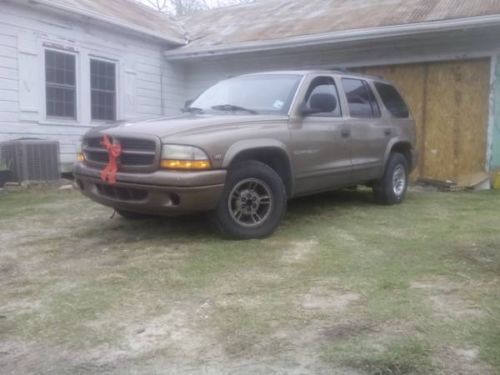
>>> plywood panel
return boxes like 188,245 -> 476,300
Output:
424,60 -> 489,180
358,59 -> 490,181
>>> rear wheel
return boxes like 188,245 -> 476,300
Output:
373,152 -> 409,205
215,161 -> 287,239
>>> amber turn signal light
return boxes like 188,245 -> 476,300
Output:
161,159 -> 211,170
77,152 -> 85,162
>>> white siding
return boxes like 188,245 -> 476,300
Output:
0,2 -> 185,167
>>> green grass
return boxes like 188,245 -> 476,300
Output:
0,187 -> 499,374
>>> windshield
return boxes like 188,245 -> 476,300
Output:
189,74 -> 303,115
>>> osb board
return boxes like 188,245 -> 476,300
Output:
424,60 -> 489,181
356,59 -> 490,181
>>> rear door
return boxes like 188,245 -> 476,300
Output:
340,78 -> 389,182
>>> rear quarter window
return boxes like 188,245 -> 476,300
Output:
375,82 -> 410,118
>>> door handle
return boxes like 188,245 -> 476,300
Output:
384,129 -> 392,136
341,129 -> 351,138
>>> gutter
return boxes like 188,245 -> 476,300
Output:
164,14 -> 500,60
24,0 -> 187,46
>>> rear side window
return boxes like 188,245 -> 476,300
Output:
375,82 -> 410,118
342,78 -> 381,118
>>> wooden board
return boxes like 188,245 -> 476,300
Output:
357,59 -> 490,181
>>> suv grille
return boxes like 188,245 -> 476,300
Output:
83,135 -> 159,172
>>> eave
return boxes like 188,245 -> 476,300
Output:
164,15 -> 500,60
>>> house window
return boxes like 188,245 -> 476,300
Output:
91,59 -> 116,121
45,50 -> 76,118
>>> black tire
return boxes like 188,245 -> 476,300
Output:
116,209 -> 154,220
215,161 -> 287,239
373,152 -> 409,205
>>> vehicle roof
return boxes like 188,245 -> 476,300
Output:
239,70 -> 392,84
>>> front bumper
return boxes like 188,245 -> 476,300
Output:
73,163 -> 226,216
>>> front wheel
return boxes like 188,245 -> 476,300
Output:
373,153 -> 409,205
214,161 -> 287,239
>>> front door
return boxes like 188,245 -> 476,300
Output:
290,76 -> 352,195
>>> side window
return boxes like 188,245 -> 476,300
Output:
304,77 -> 342,117
375,82 -> 410,118
45,50 -> 76,119
91,59 -> 117,121
342,78 -> 381,118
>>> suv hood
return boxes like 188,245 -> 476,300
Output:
86,114 -> 289,140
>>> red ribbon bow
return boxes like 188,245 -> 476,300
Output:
100,135 -> 122,185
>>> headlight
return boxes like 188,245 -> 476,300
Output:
161,145 -> 211,170
76,141 -> 85,162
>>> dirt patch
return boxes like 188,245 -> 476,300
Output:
411,277 -> 484,320
322,320 -> 373,340
437,346 -> 495,375
281,239 -> 319,264
302,283 -> 361,312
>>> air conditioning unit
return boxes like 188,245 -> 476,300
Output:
0,139 -> 60,183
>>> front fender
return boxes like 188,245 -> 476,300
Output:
222,139 -> 292,168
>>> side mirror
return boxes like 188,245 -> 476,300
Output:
184,99 -> 194,108
300,93 -> 337,117
300,104 -> 322,117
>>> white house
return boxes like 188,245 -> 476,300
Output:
1,0 -> 500,182
0,0 -> 187,168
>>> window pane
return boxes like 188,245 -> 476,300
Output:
91,59 -> 116,121
45,50 -> 76,85
305,77 -> 342,117
375,82 -> 410,118
45,51 -> 76,118
45,50 -> 76,118
342,78 -> 380,118
46,86 -> 75,118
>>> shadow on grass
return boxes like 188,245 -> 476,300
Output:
74,189 -> 376,244
288,189 -> 375,214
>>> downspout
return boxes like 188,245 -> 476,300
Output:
487,55 -> 497,173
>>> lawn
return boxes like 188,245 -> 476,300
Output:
0,187 -> 499,374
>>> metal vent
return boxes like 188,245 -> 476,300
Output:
0,139 -> 60,183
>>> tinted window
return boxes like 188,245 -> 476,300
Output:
45,50 -> 76,118
304,77 -> 341,117
91,59 -> 116,121
375,82 -> 410,118
342,78 -> 380,118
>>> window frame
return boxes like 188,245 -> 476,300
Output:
341,77 -> 382,119
44,48 -> 78,120
303,76 -> 343,118
90,57 -> 118,122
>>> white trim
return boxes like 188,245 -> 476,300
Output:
486,55 -> 497,172
165,15 -> 500,60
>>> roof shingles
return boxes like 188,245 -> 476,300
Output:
180,0 -> 500,49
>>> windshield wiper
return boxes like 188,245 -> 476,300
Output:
182,107 -> 204,114
211,104 -> 258,115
